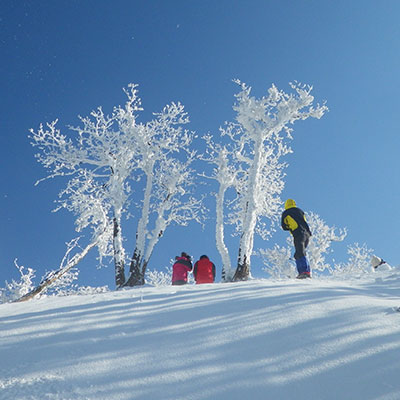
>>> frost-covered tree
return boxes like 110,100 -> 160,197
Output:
31,84 -> 201,288
202,133 -> 243,281
31,87 -> 139,286
120,101 -> 190,285
205,81 -> 327,281
125,150 -> 205,286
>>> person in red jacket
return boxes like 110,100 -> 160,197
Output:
172,252 -> 193,285
193,255 -> 216,284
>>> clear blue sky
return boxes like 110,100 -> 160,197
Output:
1,0 -> 399,288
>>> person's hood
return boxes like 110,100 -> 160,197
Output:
284,199 -> 296,210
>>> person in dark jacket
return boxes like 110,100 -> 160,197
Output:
281,199 -> 312,279
172,252 -> 193,285
193,255 -> 216,284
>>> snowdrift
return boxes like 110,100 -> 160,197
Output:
1,271 -> 400,400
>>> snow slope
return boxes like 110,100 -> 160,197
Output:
1,271 -> 400,400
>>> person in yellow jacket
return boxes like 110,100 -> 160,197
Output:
281,199 -> 312,279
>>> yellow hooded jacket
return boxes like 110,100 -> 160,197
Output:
281,199 -> 311,236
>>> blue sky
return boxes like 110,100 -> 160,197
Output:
1,0 -> 399,288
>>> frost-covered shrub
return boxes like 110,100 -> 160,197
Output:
333,243 -> 374,277
145,267 -> 173,287
0,260 -> 36,303
260,245 -> 296,279
306,212 -> 347,273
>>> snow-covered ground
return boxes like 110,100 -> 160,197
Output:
1,270 -> 400,400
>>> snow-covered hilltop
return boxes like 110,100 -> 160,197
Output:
1,270 -> 400,400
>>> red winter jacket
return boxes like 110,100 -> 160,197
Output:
172,256 -> 192,284
193,257 -> 215,284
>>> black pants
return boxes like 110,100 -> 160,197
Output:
172,280 -> 187,286
293,231 -> 310,260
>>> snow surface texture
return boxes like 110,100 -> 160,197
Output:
1,270 -> 400,400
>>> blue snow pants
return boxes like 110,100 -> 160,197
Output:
293,231 -> 311,274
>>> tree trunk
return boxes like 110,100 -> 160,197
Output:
232,251 -> 250,281
124,248 -> 145,286
113,217 -> 126,288
124,168 -> 154,288
216,184 -> 232,282
232,136 -> 263,281
141,259 -> 149,280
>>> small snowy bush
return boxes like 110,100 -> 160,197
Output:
0,260 -> 36,303
145,267 -> 173,287
306,212 -> 347,273
260,245 -> 296,279
333,243 -> 374,277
